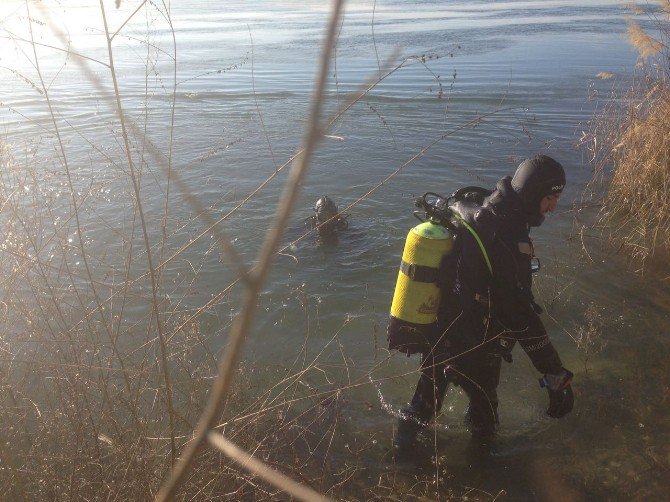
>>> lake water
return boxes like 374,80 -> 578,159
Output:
2,0 -> 670,499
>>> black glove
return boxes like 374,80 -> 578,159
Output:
539,368 -> 574,418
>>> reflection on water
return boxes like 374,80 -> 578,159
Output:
2,0 -> 669,498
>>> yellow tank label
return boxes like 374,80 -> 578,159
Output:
417,295 -> 439,314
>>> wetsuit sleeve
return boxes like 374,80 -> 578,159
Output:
490,236 -> 564,375
500,309 -> 563,375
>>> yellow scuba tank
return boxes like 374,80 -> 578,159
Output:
388,220 -> 454,354
387,189 -> 492,355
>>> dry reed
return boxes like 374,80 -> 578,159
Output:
586,10 -> 670,272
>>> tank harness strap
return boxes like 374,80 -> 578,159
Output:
452,214 -> 493,276
399,260 -> 439,283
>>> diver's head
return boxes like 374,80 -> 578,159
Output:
511,155 -> 565,226
314,196 -> 339,225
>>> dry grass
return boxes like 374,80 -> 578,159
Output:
626,19 -> 664,59
585,11 -> 670,272
607,83 -> 670,263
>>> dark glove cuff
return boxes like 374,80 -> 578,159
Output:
539,368 -> 573,392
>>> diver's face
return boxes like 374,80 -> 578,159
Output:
539,193 -> 560,215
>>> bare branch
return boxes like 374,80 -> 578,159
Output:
207,432 -> 332,502
155,1 -> 346,499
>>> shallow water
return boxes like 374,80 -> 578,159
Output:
2,0 -> 670,499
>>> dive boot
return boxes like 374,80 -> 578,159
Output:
393,412 -> 425,461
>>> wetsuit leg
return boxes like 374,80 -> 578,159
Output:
395,352 -> 450,451
456,352 -> 502,441
405,352 -> 450,424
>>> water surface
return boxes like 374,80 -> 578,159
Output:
2,1 -> 669,499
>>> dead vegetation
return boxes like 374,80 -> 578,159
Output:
585,5 -> 670,272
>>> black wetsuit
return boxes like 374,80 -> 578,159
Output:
405,177 -> 564,438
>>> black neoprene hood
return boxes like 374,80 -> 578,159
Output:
314,196 -> 338,222
511,155 -> 565,224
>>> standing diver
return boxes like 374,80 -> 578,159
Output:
393,155 -> 574,453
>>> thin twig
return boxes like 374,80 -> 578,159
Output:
249,26 -> 279,170
154,1 -> 346,499
207,432 -> 332,502
98,0 -> 177,465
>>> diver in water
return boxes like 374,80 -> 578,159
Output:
394,155 -> 574,455
309,196 -> 348,245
